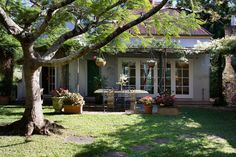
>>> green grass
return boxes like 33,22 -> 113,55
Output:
0,105 -> 236,157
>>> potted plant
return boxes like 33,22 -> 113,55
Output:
156,91 -> 178,115
51,88 -> 69,113
63,93 -> 85,114
94,56 -> 106,67
116,74 -> 128,90
147,59 -> 156,68
139,95 -> 153,114
156,93 -> 175,107
94,76 -> 107,104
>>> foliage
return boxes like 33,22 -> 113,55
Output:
51,88 -> 69,97
63,93 -> 85,106
175,0 -> 236,39
139,95 -> 153,106
93,75 -> 107,89
204,36 -> 236,54
156,91 -> 176,107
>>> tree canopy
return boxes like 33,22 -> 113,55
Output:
0,0 -> 204,136
175,0 -> 236,38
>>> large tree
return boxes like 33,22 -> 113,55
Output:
0,0 -> 199,136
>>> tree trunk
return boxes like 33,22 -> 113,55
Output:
22,64 -> 45,135
0,46 -> 63,136
222,55 -> 236,105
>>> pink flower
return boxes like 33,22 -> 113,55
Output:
93,55 -> 97,60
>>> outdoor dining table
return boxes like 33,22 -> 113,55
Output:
94,89 -> 149,94
94,89 -> 149,111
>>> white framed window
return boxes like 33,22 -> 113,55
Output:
158,61 -> 171,94
118,58 -> 193,98
122,61 -> 136,89
140,62 -> 154,94
173,60 -> 193,98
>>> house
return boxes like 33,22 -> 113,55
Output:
17,5 -> 212,104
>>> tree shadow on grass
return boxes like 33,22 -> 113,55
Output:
0,141 -> 28,148
0,106 -> 23,116
74,108 -> 236,157
180,107 -> 236,148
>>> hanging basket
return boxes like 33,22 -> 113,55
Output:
95,58 -> 106,67
147,60 -> 156,68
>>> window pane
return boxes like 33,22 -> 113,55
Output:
183,78 -> 189,86
122,62 -> 136,88
176,79 -> 182,86
158,62 -> 171,93
175,61 -> 189,95
176,69 -> 182,77
183,87 -> 189,94
165,77 -> 171,85
176,87 -> 182,94
183,70 -> 189,77
141,62 -> 154,94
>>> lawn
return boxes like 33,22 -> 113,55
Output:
0,105 -> 236,157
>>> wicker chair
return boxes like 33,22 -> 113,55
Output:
129,90 -> 137,111
105,90 -> 115,111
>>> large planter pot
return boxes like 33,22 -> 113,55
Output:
64,105 -> 83,114
157,106 -> 179,115
52,97 -> 64,113
144,105 -> 153,114
0,96 -> 10,105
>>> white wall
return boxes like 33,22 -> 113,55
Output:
173,38 -> 211,48
68,60 -> 79,92
78,59 -> 87,96
101,56 -> 118,89
192,54 -> 210,101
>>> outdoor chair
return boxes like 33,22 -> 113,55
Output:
104,90 -> 115,111
129,90 -> 137,111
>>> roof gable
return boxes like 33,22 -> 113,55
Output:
131,8 -> 212,37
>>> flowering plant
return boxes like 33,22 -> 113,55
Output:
116,74 -> 128,87
93,56 -> 106,67
63,93 -> 85,106
139,96 -> 153,106
156,91 -> 175,107
51,88 -> 69,97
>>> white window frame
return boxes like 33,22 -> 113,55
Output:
118,58 -> 193,98
118,58 -> 158,96
171,59 -> 193,98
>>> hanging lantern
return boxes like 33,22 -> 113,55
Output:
147,59 -> 156,68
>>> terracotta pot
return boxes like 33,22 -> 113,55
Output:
64,105 -> 83,114
0,96 -> 10,105
144,105 -> 153,114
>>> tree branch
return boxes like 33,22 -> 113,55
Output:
90,0 -> 168,50
0,7 -> 23,37
165,6 -> 203,14
32,0 -> 76,39
38,0 -> 168,67
42,0 -> 128,60
38,47 -> 90,67
42,24 -> 90,60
